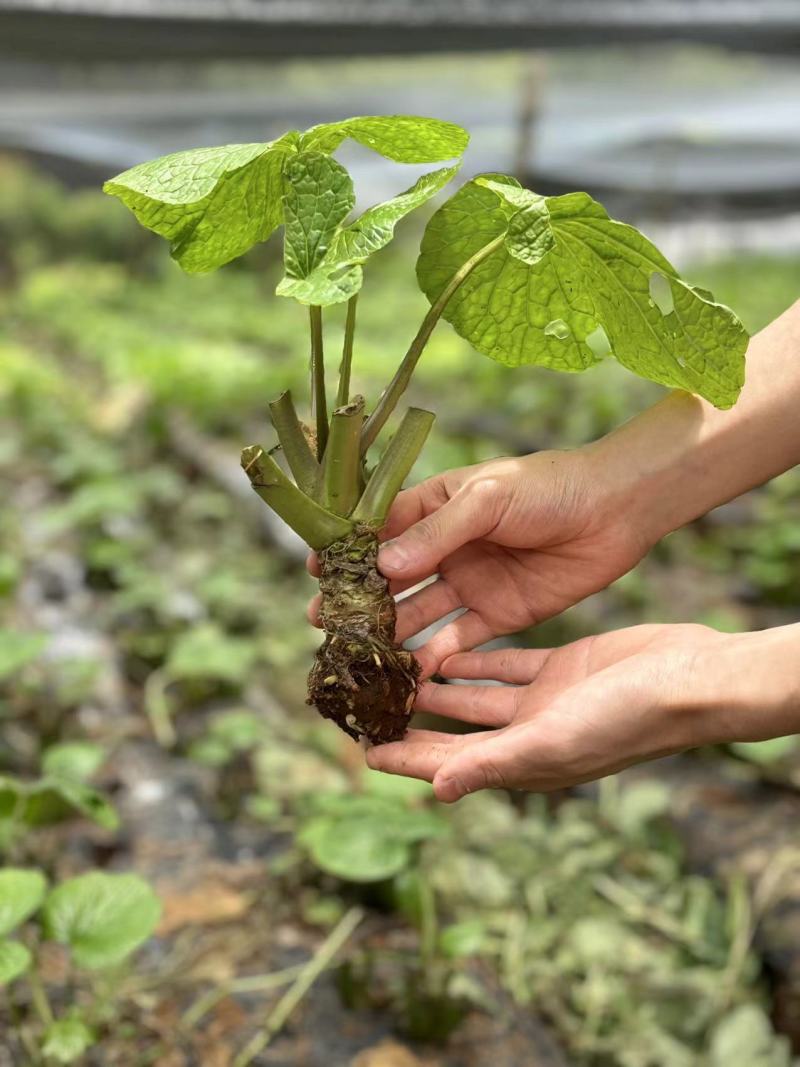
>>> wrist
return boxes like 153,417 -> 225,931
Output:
581,391 -> 717,552
685,624 -> 800,747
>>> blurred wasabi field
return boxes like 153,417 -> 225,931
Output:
2,155 -> 800,1066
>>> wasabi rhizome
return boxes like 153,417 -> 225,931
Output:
104,114 -> 747,745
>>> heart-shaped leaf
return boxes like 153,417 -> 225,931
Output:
300,815 -> 411,882
43,872 -> 161,969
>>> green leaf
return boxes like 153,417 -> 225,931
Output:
300,794 -> 446,883
42,742 -> 106,782
166,623 -> 257,684
0,939 -> 32,984
24,777 -> 120,832
282,151 -> 355,280
332,165 -> 460,265
439,919 -> 487,958
42,1019 -> 96,1064
300,115 -> 468,163
277,164 -> 458,307
417,178 -> 748,409
0,629 -> 46,680
43,872 -> 161,969
275,262 -> 363,307
105,116 -> 466,277
0,868 -> 47,936
300,815 -> 411,882
104,136 -> 295,273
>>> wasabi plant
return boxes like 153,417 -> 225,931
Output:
104,114 -> 748,744
0,869 -> 161,1063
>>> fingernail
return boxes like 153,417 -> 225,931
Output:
379,540 -> 408,571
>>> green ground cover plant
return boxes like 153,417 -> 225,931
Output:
0,867 -> 160,1063
104,114 -> 748,745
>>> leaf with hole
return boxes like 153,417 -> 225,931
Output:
417,177 -> 747,408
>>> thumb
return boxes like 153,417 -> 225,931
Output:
378,482 -> 501,582
432,731 -> 517,803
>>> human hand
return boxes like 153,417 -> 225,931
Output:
364,622 -> 800,802
312,449 -> 649,677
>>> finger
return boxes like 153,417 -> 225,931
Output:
380,479 -> 448,542
306,551 -> 321,578
432,729 -> 523,803
395,580 -> 461,644
415,679 -> 518,726
441,647 -> 553,685
414,611 -> 494,679
307,592 -> 322,627
379,483 -> 502,583
365,728 -> 462,782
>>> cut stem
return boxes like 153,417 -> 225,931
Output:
336,293 -> 358,408
268,390 -> 319,496
322,395 -> 365,517
361,233 -> 504,454
352,407 -> 435,526
241,445 -> 351,550
309,305 -> 328,460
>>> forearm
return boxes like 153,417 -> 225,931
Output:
691,623 -> 800,746
586,299 -> 800,547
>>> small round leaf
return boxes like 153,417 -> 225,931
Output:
43,873 -> 161,969
300,816 -> 410,883
42,1018 -> 95,1063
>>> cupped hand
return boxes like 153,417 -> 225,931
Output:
365,623 -> 750,802
309,449 -> 649,676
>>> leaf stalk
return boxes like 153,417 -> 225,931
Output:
361,233 -> 504,453
321,396 -> 365,517
336,294 -> 358,407
241,445 -> 351,549
268,390 -> 320,496
353,407 -> 435,525
309,305 -> 328,460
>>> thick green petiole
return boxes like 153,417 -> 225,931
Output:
268,390 -> 320,496
361,233 -> 504,454
336,294 -> 358,408
309,305 -> 328,460
352,407 -> 435,526
322,395 -> 365,517
241,445 -> 351,550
